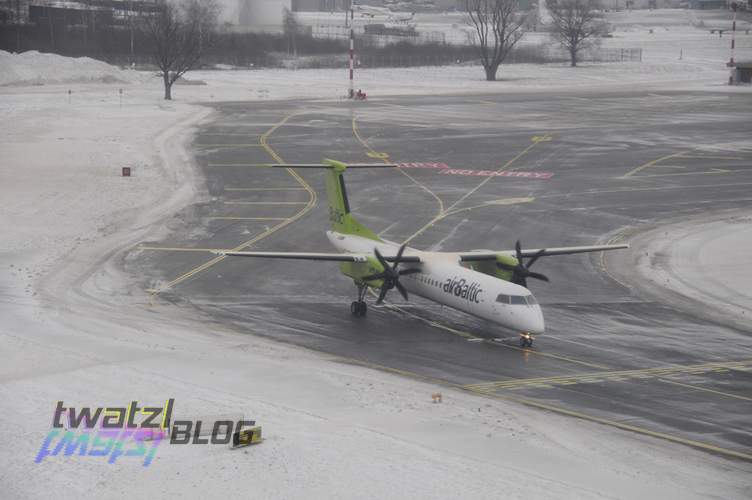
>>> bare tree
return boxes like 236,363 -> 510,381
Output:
465,0 -> 526,81
283,7 -> 298,57
140,0 -> 220,100
546,0 -> 606,67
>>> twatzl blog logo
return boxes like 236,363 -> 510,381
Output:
443,277 -> 482,303
35,400 -> 255,467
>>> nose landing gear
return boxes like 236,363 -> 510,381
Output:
519,332 -> 534,348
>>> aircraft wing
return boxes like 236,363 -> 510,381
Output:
458,244 -> 629,262
216,251 -> 421,263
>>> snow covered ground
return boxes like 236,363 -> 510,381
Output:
1,9 -> 752,499
617,209 -> 752,334
0,50 -> 145,86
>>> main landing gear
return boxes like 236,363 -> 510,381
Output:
519,332 -> 534,348
351,283 -> 368,317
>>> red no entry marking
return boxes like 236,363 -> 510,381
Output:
439,169 -> 554,179
397,163 -> 554,179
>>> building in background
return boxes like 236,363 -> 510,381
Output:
292,0 -> 352,11
0,0 -> 161,26
236,0 -> 291,31
688,0 -> 728,8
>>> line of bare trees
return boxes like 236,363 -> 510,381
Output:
8,0 -> 610,98
465,0 -> 607,80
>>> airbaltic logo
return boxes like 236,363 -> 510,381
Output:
443,277 -> 482,303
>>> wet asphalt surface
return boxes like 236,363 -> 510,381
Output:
130,88 -> 752,460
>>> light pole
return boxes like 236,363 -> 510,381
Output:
727,2 -> 738,85
348,0 -> 355,98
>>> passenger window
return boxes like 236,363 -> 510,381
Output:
510,296 -> 527,305
496,294 -> 510,304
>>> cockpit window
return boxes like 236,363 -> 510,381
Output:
499,294 -> 537,306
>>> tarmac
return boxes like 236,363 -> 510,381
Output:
132,88 -> 752,461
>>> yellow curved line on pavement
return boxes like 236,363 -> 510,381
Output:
149,112 -> 317,295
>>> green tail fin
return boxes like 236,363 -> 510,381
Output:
323,159 -> 382,242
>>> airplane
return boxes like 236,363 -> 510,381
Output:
216,160 -> 628,347
353,4 -> 414,22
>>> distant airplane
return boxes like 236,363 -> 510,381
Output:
353,4 -> 414,22
217,161 -> 627,347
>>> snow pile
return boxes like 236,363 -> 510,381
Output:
0,50 -> 143,86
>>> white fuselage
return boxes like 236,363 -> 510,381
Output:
327,231 -> 545,335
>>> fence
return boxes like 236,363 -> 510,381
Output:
222,45 -> 643,70
310,24 -> 476,47
547,47 -> 643,63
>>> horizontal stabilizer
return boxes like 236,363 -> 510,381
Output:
215,250 -> 420,263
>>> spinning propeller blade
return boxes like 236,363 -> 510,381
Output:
363,244 -> 418,304
497,240 -> 550,288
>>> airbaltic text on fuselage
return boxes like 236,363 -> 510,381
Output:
443,277 -> 483,303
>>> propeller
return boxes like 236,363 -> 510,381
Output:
362,244 -> 420,304
496,240 -> 550,288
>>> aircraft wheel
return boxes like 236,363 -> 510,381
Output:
519,336 -> 527,348
351,301 -> 367,317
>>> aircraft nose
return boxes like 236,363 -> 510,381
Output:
526,305 -> 545,335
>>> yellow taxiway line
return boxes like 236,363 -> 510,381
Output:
464,359 -> 752,392
351,117 -> 446,216
385,303 -> 611,370
354,121 -> 602,371
400,135 -> 548,245
492,390 -> 752,462
444,139 -> 543,214
324,348 -> 752,462
148,111 -> 752,462
627,169 -> 742,179
621,145 -> 749,179
147,112 -> 317,295
620,151 -> 689,178
658,378 -> 752,403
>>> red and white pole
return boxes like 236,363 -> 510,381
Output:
729,1 -> 738,85
349,4 -> 355,98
